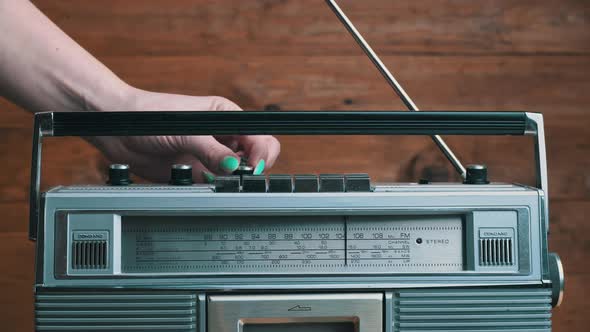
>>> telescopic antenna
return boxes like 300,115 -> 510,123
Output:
325,0 -> 467,179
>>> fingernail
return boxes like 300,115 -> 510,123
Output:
253,159 -> 265,175
201,171 -> 216,184
220,156 -> 240,173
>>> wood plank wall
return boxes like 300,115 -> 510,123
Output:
1,0 -> 588,329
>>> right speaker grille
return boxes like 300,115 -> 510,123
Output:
393,288 -> 552,331
479,238 -> 514,266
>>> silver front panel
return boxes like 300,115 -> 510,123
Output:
39,184 -> 541,288
208,293 -> 382,332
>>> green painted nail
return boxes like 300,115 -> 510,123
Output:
201,171 -> 216,184
220,156 -> 240,173
253,159 -> 265,175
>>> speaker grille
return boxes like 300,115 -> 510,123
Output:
479,238 -> 514,266
393,288 -> 552,332
72,240 -> 107,270
35,292 -> 197,331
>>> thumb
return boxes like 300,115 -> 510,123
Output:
175,136 -> 241,174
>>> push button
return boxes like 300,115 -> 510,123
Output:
345,173 -> 371,192
215,176 -> 240,192
293,174 -> 318,192
268,174 -> 293,193
319,174 -> 345,192
242,175 -> 267,192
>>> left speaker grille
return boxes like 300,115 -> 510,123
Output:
72,240 -> 107,269
35,292 -> 198,331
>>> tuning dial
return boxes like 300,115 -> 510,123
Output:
549,253 -> 565,307
170,164 -> 193,185
464,164 -> 489,184
107,164 -> 132,186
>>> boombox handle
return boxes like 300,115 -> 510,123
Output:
28,111 -> 547,240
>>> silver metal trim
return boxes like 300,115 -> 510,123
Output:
172,164 -> 192,170
198,293 -> 207,332
325,0 -> 466,179
384,292 -> 393,332
525,112 -> 549,231
112,215 -> 122,274
39,112 -> 54,136
524,112 -> 540,135
29,113 -> 50,240
110,164 -> 130,170
467,164 -> 486,170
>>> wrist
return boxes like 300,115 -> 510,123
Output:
81,80 -> 138,112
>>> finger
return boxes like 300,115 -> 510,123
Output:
214,135 -> 240,152
210,96 -> 242,111
238,135 -> 281,174
175,135 -> 241,174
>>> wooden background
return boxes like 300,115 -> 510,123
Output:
1,0 -> 588,330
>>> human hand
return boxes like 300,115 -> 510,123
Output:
0,1 -> 277,184
87,90 -> 280,183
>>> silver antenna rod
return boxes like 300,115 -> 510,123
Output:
325,0 -> 467,179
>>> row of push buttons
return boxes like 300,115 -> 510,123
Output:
215,174 -> 372,193
107,163 -> 371,192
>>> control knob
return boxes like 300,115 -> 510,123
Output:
107,164 -> 132,186
464,164 -> 489,184
170,164 -> 193,185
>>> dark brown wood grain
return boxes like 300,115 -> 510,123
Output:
101,55 -> 590,112
1,0 -> 589,330
33,0 -> 590,56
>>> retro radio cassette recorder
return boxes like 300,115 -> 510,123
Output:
29,1 -> 564,331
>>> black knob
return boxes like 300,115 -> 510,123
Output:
170,164 -> 193,185
233,158 -> 254,185
108,164 -> 132,186
233,158 -> 254,176
464,164 -> 489,184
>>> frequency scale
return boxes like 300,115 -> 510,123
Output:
121,215 -> 463,273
